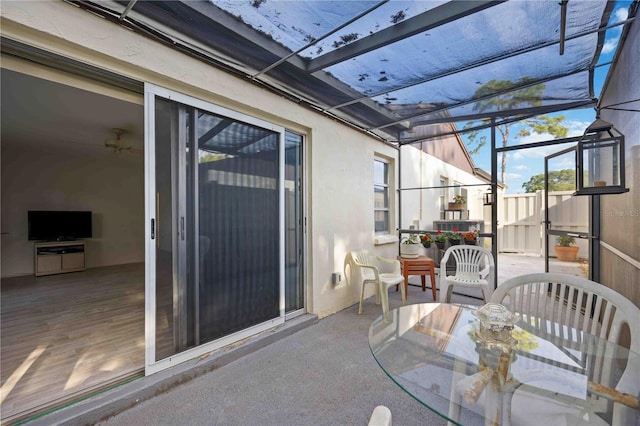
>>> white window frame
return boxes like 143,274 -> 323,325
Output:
453,181 -> 467,204
440,176 -> 448,211
374,158 -> 390,234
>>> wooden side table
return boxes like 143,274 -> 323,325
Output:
396,255 -> 437,301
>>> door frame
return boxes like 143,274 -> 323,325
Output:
544,145 -> 595,279
283,130 -> 307,320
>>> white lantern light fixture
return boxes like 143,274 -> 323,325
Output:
575,117 -> 628,196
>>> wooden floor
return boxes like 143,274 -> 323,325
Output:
1,263 -> 145,424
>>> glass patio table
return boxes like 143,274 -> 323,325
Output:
368,303 -> 639,426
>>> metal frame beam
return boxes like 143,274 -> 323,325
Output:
374,64 -> 598,131
326,18 -> 631,113
307,0 -> 504,73
72,0 -> 632,145
404,100 -> 595,130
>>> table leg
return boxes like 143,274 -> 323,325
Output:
404,270 -> 409,298
430,267 -> 437,301
421,275 -> 426,291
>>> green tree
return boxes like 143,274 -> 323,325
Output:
199,152 -> 232,163
463,79 -> 569,187
522,169 -> 576,192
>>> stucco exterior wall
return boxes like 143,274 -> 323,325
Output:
400,144 -> 488,232
598,17 -> 640,308
1,1 -> 398,318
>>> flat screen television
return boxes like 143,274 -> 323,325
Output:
28,210 -> 92,241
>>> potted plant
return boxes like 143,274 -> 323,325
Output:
554,235 -> 579,261
434,230 -> 447,249
400,233 -> 421,258
447,228 -> 462,245
462,229 -> 479,245
448,194 -> 467,210
420,233 -> 432,248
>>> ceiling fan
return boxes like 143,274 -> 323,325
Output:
104,128 -> 142,154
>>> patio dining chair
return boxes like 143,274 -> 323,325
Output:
344,250 -> 406,315
489,273 -> 640,425
438,245 -> 495,303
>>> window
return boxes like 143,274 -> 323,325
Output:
374,159 -> 389,234
453,181 -> 467,204
440,177 -> 448,211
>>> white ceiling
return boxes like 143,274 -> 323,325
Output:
1,68 -> 144,159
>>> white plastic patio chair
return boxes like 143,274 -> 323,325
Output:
344,250 -> 406,315
489,273 -> 640,425
438,245 -> 495,303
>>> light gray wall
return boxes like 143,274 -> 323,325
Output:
598,16 -> 640,308
1,143 -> 144,277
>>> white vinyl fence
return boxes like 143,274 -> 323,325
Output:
497,191 -> 589,255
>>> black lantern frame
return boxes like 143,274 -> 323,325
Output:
483,191 -> 494,206
574,118 -> 629,196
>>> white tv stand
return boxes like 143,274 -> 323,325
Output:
34,241 -> 86,276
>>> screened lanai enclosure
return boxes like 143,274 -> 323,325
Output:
84,0 -> 634,140
73,0 -> 636,359
1,1 -> 638,422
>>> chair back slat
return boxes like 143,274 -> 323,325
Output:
599,301 -> 614,341
550,282 -> 560,326
591,293 -> 604,338
583,289 -> 594,332
563,285 -> 576,331
535,282 -> 545,330
352,250 -> 374,267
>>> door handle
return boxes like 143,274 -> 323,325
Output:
180,217 -> 185,241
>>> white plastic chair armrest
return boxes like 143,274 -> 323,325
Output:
359,264 -> 380,281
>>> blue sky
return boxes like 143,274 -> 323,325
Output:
459,3 -> 631,194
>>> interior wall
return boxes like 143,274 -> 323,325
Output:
598,17 -> 639,308
1,143 -> 144,277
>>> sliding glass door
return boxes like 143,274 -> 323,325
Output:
145,84 -> 289,372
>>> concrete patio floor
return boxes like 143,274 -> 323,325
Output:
31,254 -> 586,426
497,252 -> 586,283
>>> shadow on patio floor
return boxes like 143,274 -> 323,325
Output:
91,288 -> 480,426
36,254 -> 585,426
